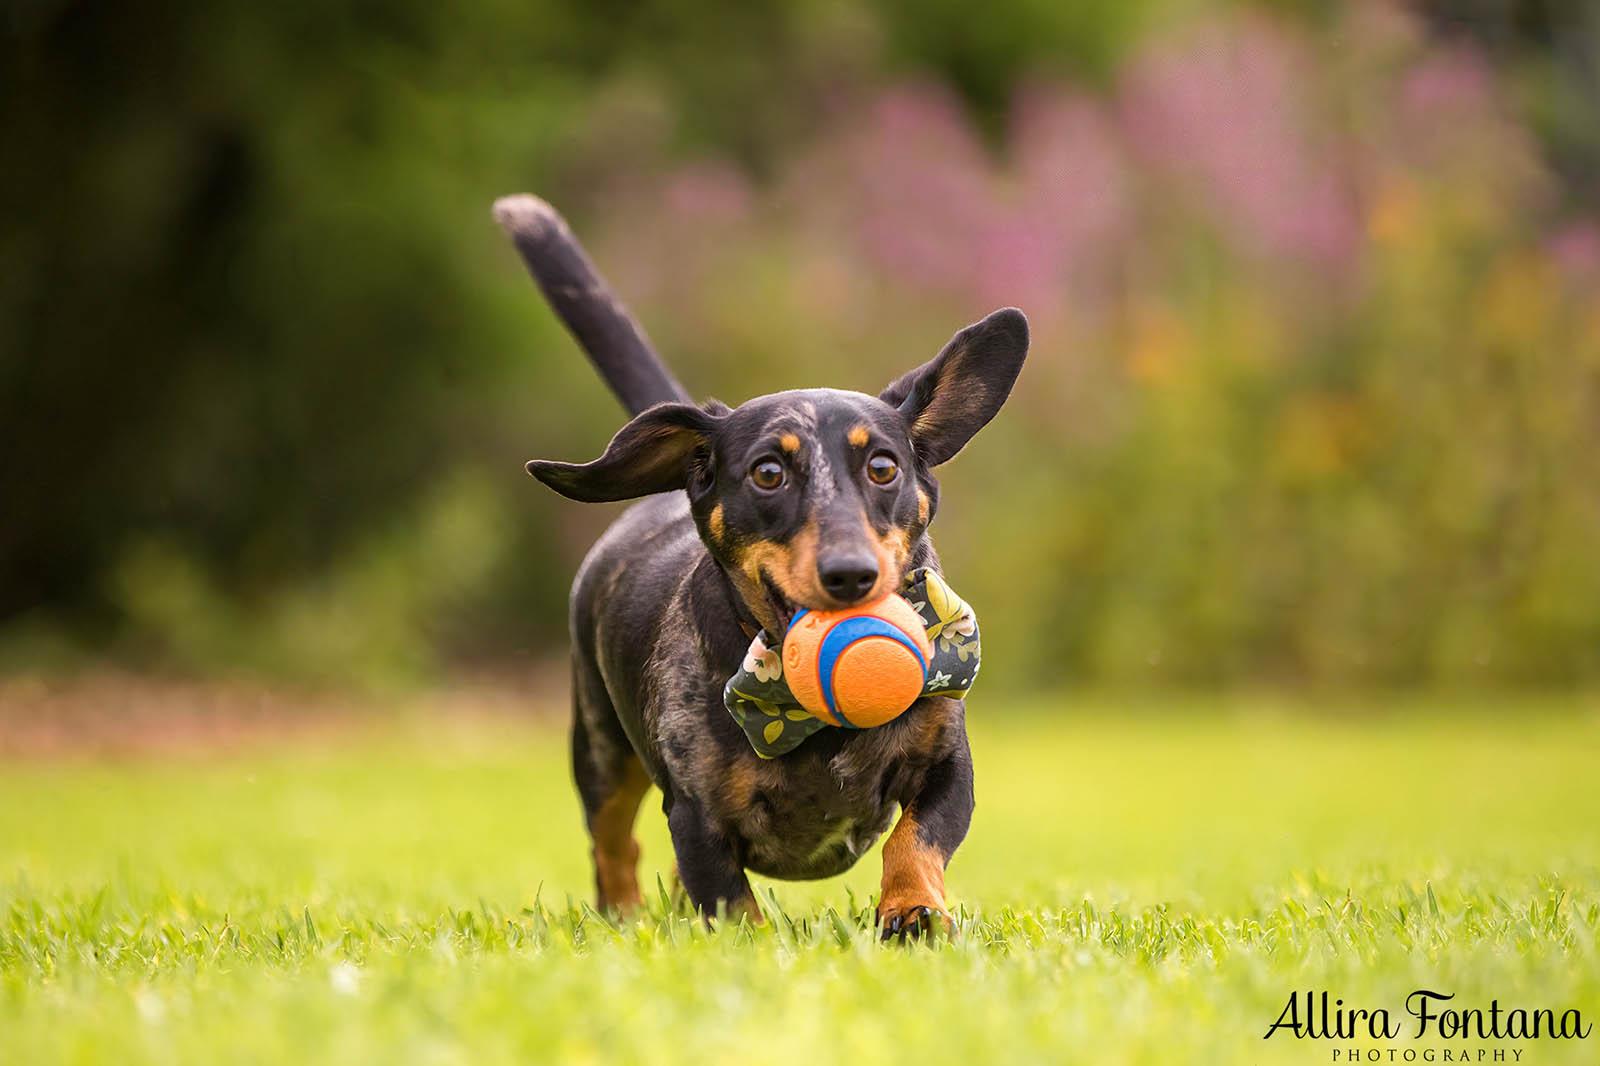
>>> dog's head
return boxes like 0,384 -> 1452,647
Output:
528,308 -> 1028,634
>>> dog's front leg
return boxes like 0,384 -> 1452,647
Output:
666,792 -> 762,924
877,728 -> 974,939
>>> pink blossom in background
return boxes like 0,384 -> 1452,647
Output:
1549,220 -> 1600,285
579,0 -> 1577,383
1007,84 -> 1134,320
962,213 -> 1056,322
663,160 -> 753,228
1012,85 -> 1132,267
596,159 -> 753,317
1399,46 -> 1494,129
1389,44 -> 1499,175
840,82 -> 997,296
1120,13 -> 1359,270
810,79 -> 1137,324
1390,45 -> 1543,197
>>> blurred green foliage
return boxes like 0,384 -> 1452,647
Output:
3,0 -> 1598,687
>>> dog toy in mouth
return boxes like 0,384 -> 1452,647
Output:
783,595 -> 931,728
724,568 -> 981,758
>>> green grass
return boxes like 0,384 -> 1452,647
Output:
4,696 -> 1599,1064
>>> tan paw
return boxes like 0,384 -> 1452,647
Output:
876,901 -> 951,941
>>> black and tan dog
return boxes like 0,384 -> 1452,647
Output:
495,195 -> 1028,938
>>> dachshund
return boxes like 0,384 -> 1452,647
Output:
495,194 -> 1028,937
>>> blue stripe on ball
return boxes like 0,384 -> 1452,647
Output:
815,616 -> 928,728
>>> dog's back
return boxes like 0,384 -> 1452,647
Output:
568,493 -> 737,781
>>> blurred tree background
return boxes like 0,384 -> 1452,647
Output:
3,0 -> 1599,690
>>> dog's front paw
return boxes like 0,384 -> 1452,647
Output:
876,901 -> 951,941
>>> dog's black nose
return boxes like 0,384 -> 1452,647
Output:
818,555 -> 879,603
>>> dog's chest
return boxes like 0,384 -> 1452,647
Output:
726,739 -> 914,881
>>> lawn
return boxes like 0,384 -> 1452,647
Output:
3,695 -> 1598,1065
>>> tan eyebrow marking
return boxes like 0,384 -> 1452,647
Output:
779,433 -> 801,454
847,425 -> 869,448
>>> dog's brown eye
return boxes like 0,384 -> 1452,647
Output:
750,459 -> 785,491
867,453 -> 899,485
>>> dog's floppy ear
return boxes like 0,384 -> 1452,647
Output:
527,402 -> 721,503
879,308 -> 1029,467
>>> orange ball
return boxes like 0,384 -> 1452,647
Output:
782,594 -> 933,728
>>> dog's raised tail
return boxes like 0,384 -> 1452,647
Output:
494,194 -> 691,417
